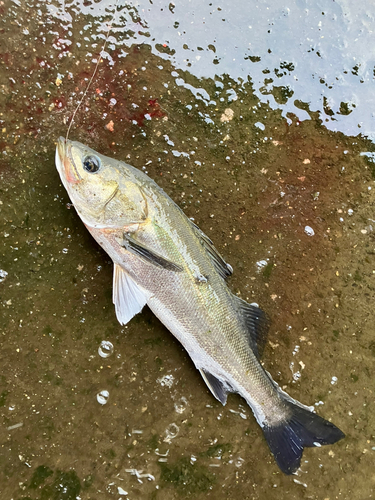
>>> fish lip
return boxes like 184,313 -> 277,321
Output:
55,137 -> 66,176
56,136 -> 66,163
55,137 -> 82,185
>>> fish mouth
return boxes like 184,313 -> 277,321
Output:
55,137 -> 67,175
55,137 -> 82,186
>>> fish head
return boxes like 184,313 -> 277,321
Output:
55,137 -> 148,229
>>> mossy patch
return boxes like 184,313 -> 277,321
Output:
353,269 -> 362,282
21,466 -> 84,500
144,336 -> 163,347
262,261 -> 274,280
159,456 -> 215,495
200,442 -> 232,459
0,389 -> 9,407
147,434 -> 160,450
29,465 -> 53,489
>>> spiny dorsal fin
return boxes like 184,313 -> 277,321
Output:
189,220 -> 233,280
233,296 -> 270,359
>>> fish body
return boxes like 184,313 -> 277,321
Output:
55,137 -> 344,474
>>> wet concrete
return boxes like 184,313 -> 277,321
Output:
1,1 -> 375,499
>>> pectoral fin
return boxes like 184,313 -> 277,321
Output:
113,264 -> 150,325
118,233 -> 183,272
199,368 -> 230,405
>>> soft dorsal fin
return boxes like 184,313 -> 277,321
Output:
113,264 -> 150,325
199,368 -> 230,405
189,220 -> 233,279
233,296 -> 270,359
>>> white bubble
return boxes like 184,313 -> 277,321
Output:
98,340 -> 114,358
292,345 -> 300,356
157,374 -> 174,388
174,397 -> 188,414
255,121 -> 265,131
97,390 -> 109,405
304,226 -> 315,236
0,269 -> 8,282
164,423 -> 179,442
235,457 -> 244,468
292,371 -> 301,381
331,376 -> 338,385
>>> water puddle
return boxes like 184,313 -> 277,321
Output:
1,1 -> 374,499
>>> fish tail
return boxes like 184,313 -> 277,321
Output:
262,401 -> 345,474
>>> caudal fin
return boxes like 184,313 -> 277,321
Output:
262,402 -> 345,474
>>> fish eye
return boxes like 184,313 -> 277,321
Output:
83,155 -> 101,173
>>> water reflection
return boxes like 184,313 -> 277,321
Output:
46,0 -> 375,139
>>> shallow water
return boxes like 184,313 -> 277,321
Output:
1,0 -> 375,498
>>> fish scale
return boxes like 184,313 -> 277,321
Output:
55,137 -> 344,474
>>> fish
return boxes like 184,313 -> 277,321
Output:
55,137 -> 344,474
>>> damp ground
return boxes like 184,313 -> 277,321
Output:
1,1 -> 375,499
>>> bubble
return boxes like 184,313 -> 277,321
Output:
164,423 -> 179,441
331,376 -> 338,385
292,371 -> 301,381
304,226 -> 315,236
97,390 -> 109,405
157,374 -> 174,387
292,345 -> 300,356
0,269 -> 8,282
254,121 -> 265,130
174,396 -> 188,414
98,340 -> 114,358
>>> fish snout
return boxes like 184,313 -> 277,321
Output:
56,137 -> 81,185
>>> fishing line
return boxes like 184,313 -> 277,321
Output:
65,0 -> 120,142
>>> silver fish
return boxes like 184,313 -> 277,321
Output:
55,137 -> 344,474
